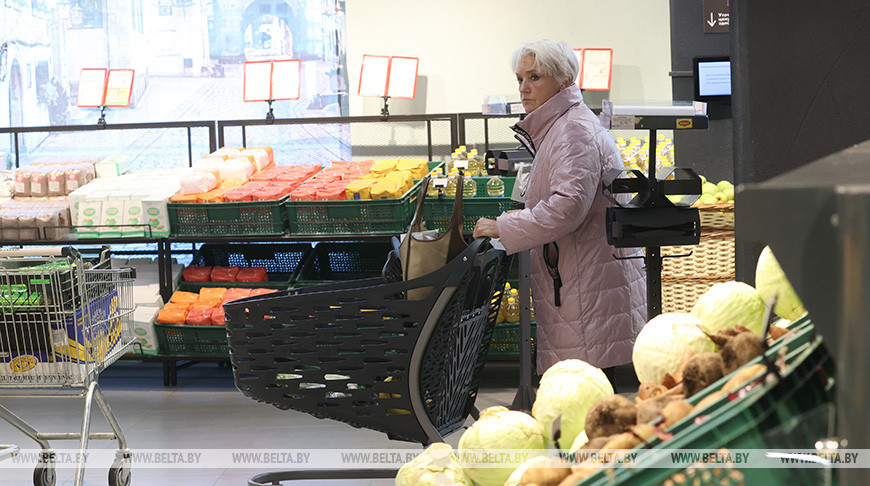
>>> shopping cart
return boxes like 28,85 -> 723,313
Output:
225,237 -> 511,485
0,247 -> 136,486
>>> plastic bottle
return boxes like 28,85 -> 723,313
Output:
496,283 -> 511,323
462,174 -> 477,197
444,171 -> 458,197
486,176 -> 505,197
427,176 -> 440,197
504,297 -> 520,323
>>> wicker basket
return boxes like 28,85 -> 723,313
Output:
662,203 -> 735,313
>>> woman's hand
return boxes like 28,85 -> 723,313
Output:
473,218 -> 499,239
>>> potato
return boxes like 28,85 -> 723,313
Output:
661,399 -> 693,429
691,390 -> 725,414
602,423 -> 655,450
561,464 -> 602,484
520,456 -> 572,486
721,363 -> 767,392
585,394 -> 637,439
637,395 -> 676,424
682,352 -> 725,398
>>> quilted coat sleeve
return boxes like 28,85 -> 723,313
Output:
496,121 -> 602,255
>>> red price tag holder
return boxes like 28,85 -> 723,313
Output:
244,59 -> 301,121
77,68 -> 136,125
358,55 -> 419,118
579,48 -> 613,91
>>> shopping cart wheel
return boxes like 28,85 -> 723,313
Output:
32,458 -> 56,486
108,455 -> 131,486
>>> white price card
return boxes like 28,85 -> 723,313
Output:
580,48 -> 613,91
271,59 -> 301,100
76,68 -> 107,107
358,55 -> 390,97
386,56 -> 419,99
104,69 -> 135,107
244,61 -> 273,102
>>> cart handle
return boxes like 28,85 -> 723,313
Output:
0,246 -> 81,259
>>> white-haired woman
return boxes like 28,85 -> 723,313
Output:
473,39 -> 647,382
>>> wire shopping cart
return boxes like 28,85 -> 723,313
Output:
0,247 -> 136,486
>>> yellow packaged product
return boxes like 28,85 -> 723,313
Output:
370,178 -> 404,199
345,178 -> 373,200
370,159 -> 398,174
396,159 -> 428,178
386,170 -> 413,193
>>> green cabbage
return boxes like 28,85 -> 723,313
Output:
632,312 -> 717,383
691,281 -> 766,334
755,246 -> 808,321
395,442 -> 473,486
457,408 -> 548,486
531,359 -> 613,450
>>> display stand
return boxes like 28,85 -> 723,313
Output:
510,250 -> 535,412
600,101 -> 709,317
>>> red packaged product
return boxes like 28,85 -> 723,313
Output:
251,169 -> 280,181
210,306 -> 226,326
250,288 -> 279,297
186,307 -> 213,326
268,181 -> 300,195
224,190 -> 254,202
210,266 -> 240,282
183,266 -> 212,282
290,187 -> 318,201
237,267 -> 268,282
317,184 -> 346,201
253,188 -> 284,200
222,288 -> 252,303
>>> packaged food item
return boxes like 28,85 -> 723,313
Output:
193,156 -> 225,183
65,168 -> 87,193
0,212 -> 19,240
14,170 -> 31,197
250,288 -> 279,297
18,212 -> 38,240
211,147 -> 242,158
238,148 -> 271,171
224,188 -> 254,202
157,307 -> 188,325
218,157 -> 254,183
370,159 -> 398,174
190,298 -> 221,310
180,172 -> 218,195
317,183 -> 346,201
236,267 -> 268,282
170,291 -> 200,304
253,187 -> 285,201
46,170 -> 66,196
210,306 -> 226,326
170,193 -> 199,203
185,308 -> 213,326
199,287 -> 227,301
210,266 -> 240,282
221,288 -> 252,303
396,159 -> 429,178
344,178 -> 373,200
248,145 -> 274,165
183,266 -> 212,282
289,186 -> 318,201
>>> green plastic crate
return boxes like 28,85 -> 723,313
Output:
580,320 -> 834,486
488,279 -> 537,358
178,242 -> 312,291
168,197 -> 289,236
154,322 -> 228,356
285,162 -> 443,236
423,177 -> 516,233
292,241 -> 394,287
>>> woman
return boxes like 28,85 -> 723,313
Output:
473,39 -> 647,375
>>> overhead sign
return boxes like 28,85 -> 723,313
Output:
703,0 -> 730,33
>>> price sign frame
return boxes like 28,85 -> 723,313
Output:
579,48 -> 613,91
358,55 -> 420,99
76,68 -> 108,108
104,69 -> 135,107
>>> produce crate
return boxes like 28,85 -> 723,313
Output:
292,241 -> 394,287
154,322 -> 228,356
488,321 -> 536,358
582,320 -> 834,486
168,197 -> 289,236
285,162 -> 443,236
178,242 -> 312,291
423,177 -> 516,234
661,203 -> 735,313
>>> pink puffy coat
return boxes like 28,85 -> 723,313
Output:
496,85 -> 647,373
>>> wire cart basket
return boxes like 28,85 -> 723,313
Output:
0,247 -> 136,486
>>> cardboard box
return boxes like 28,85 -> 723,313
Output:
0,290 -> 124,383
99,194 -> 127,238
94,156 -> 130,178
141,193 -> 172,237
131,305 -> 160,355
120,197 -> 145,237
77,192 -> 108,238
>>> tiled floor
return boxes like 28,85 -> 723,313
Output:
0,359 -> 530,485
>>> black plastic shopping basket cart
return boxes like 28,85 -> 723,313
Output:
225,237 -> 511,485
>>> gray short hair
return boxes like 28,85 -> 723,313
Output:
510,39 -> 579,86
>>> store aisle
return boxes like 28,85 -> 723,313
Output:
0,360 -> 521,485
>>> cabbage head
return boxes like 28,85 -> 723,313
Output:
755,245 -> 808,321
395,442 -> 473,486
691,281 -> 766,334
531,359 -> 613,450
457,409 -> 548,486
632,312 -> 717,383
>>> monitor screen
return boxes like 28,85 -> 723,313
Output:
693,56 -> 731,102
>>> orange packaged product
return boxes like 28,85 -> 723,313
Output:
251,169 -> 280,181
196,189 -> 227,203
171,193 -> 199,203
162,301 -> 192,312
224,190 -> 253,202
185,307 -> 213,326
243,181 -> 271,189
222,288 -> 252,303
275,173 -> 305,184
191,298 -> 221,310
170,291 -> 200,304
199,287 -> 227,301
157,307 -> 188,325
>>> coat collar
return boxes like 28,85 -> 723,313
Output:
511,85 -> 584,155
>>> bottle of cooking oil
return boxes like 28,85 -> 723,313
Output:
444,170 -> 458,197
496,283 -> 511,323
462,173 -> 477,197
504,297 -> 520,323
486,176 -> 505,197
426,175 -> 440,197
